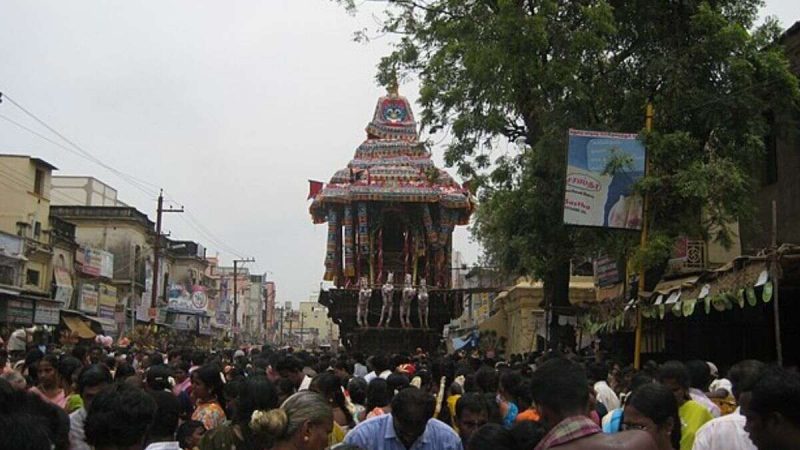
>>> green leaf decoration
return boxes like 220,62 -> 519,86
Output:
747,287 -> 757,307
658,304 -> 665,320
762,281 -> 773,303
712,294 -> 728,312
683,299 -> 697,316
671,302 -> 682,317
704,297 -> 711,314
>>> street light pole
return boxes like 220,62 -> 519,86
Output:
232,257 -> 255,336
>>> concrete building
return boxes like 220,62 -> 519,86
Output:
216,265 -> 251,336
164,240 -> 213,337
0,155 -> 57,299
298,301 -> 338,348
741,22 -> 800,252
51,176 -> 128,207
0,154 -> 61,329
50,205 -> 155,335
264,280 -> 276,341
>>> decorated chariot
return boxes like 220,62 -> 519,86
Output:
310,87 -> 475,352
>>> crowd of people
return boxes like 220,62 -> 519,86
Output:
1,340 -> 799,450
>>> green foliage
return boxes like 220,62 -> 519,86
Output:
338,0 -> 799,301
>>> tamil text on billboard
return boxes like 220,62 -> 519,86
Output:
564,129 -> 645,229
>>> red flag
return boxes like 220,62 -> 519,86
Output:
307,180 -> 324,199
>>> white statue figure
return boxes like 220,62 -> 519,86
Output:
357,277 -> 372,328
400,273 -> 416,329
377,272 -> 395,328
417,278 -> 429,329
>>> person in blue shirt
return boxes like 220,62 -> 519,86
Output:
345,387 -> 463,450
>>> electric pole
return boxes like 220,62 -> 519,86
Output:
232,257 -> 255,335
151,189 -> 183,314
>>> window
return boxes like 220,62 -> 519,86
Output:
34,221 -> 41,238
34,168 -> 45,195
0,265 -> 15,285
26,269 -> 40,287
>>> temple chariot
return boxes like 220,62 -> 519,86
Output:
310,87 -> 475,352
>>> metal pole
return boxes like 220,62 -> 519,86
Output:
634,101 -> 654,370
151,191 -> 163,310
772,200 -> 783,366
233,260 -> 238,333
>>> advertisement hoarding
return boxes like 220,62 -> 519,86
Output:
98,284 -> 117,320
78,283 -> 99,314
563,129 -> 645,230
167,284 -> 208,313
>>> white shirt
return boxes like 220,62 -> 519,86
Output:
594,380 -> 620,411
69,408 -> 90,450
690,388 -> 721,418
299,374 -> 313,391
145,443 -> 181,450
364,370 -> 391,383
692,408 -> 755,450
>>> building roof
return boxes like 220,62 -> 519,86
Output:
309,90 -> 475,224
50,205 -> 155,230
783,20 -> 800,39
0,153 -> 58,171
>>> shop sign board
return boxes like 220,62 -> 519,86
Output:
53,267 -> 74,306
167,284 -> 208,313
77,248 -> 114,279
0,298 -> 34,324
564,129 -> 645,230
34,301 -> 60,325
171,313 -> 199,331
78,283 -> 99,314
198,316 -> 212,335
98,284 -> 117,320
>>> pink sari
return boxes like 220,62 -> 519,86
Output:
29,386 -> 67,409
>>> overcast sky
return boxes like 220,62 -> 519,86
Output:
0,1 -> 795,306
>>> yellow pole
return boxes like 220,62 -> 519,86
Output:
634,101 -> 654,370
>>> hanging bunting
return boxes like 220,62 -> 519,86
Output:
422,204 -> 438,247
358,203 -> 369,255
324,208 -> 339,281
344,205 -> 355,278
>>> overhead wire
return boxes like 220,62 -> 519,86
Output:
0,93 -> 160,198
0,92 -> 248,261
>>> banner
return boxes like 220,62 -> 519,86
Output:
53,267 -> 74,306
98,284 -> 117,320
78,283 -> 99,314
167,284 -> 209,313
564,129 -> 645,229
76,248 -> 114,278
171,313 -> 199,331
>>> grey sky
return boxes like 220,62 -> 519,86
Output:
0,1 -> 796,306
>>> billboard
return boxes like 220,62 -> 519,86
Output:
78,283 -> 99,314
564,129 -> 645,229
167,284 -> 209,313
98,284 -> 117,320
76,248 -> 114,278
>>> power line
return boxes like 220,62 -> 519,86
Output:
0,92 -> 251,262
0,93 -> 160,198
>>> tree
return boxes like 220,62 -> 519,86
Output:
338,0 -> 798,345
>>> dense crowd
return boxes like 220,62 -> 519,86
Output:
0,340 -> 799,450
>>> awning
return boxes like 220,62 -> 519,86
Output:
62,315 -> 96,339
85,316 -> 118,335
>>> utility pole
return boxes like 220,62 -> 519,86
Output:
232,257 -> 255,336
633,101 -> 654,369
151,190 -> 183,314
279,306 -> 285,345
